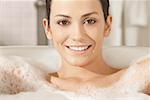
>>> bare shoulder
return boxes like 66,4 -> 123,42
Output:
107,56 -> 149,84
130,55 -> 150,73
0,56 -> 49,94
136,55 -> 150,66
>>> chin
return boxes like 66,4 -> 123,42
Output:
65,56 -> 93,67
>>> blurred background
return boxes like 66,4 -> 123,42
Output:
0,0 -> 150,47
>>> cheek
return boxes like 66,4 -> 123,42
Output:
51,26 -> 68,46
85,24 -> 104,43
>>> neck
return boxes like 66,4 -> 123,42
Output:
58,55 -> 118,79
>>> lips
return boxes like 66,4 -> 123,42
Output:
65,45 -> 92,51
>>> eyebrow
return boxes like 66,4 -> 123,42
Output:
82,12 -> 98,17
55,14 -> 71,18
55,12 -> 98,18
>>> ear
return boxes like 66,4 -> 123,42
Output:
103,16 -> 112,37
43,18 -> 52,40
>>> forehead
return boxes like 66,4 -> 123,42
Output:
50,0 -> 102,17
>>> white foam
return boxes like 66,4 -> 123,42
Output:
0,55 -> 149,100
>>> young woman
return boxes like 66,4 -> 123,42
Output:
43,0 -> 150,95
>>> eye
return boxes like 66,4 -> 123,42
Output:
83,18 -> 97,25
57,20 -> 70,26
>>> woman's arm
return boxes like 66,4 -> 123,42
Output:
110,55 -> 150,95
136,56 -> 150,94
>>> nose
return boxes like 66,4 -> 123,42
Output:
70,23 -> 86,41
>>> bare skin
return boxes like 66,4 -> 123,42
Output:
51,57 -> 150,95
43,0 -> 150,96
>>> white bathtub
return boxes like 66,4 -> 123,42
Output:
0,46 -> 149,70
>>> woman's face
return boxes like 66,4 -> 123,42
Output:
44,0 -> 112,67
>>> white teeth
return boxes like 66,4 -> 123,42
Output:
68,46 -> 89,51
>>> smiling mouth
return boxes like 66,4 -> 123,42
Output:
65,45 -> 92,51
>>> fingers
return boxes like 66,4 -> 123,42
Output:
51,76 -> 65,89
143,84 -> 150,95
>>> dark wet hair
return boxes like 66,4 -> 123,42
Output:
46,0 -> 110,25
